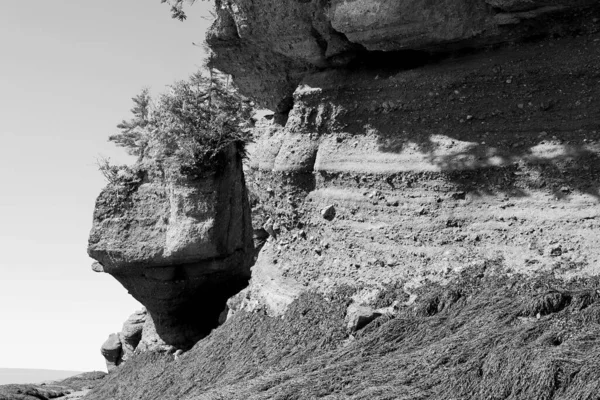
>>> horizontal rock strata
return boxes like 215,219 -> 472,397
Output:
239,30 -> 600,317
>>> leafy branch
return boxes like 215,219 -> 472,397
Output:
160,0 -> 199,21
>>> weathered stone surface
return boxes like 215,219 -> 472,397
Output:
136,312 -> 175,353
88,144 -> 254,349
207,0 -> 358,111
88,150 -> 251,272
208,0 -> 598,109
328,0 -> 488,51
91,262 -> 104,273
239,29 -> 600,319
99,309 -> 147,370
119,309 -> 146,362
100,334 -> 122,372
345,304 -> 382,333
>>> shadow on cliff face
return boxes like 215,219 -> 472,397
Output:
307,29 -> 600,200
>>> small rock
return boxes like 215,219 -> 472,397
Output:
560,186 -> 571,194
470,234 -> 481,242
547,245 -> 563,257
263,221 -> 276,238
451,191 -> 466,200
321,205 -> 336,221
174,349 -> 184,360
91,262 -> 104,273
345,304 -> 382,332
218,305 -> 229,325
314,246 -> 322,255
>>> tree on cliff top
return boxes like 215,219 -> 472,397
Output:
108,71 -> 253,178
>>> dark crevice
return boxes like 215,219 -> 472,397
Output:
311,26 -> 329,53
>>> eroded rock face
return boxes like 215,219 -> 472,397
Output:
119,309 -> 146,361
89,145 -> 254,349
100,334 -> 122,372
207,0 -> 598,109
239,28 -> 600,319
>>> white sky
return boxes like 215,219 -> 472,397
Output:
0,0 -> 213,372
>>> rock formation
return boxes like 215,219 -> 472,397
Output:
207,0 -> 599,110
89,143 -> 254,350
118,309 -> 146,362
84,2 -> 600,399
100,334 -> 122,372
100,309 -> 147,371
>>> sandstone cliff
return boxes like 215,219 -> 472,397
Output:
207,0 -> 599,110
85,1 -> 600,398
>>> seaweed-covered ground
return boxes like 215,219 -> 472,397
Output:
85,263 -> 600,399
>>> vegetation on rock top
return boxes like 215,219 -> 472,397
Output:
104,71 -> 253,182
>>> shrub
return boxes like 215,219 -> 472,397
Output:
96,157 -> 144,187
108,71 -> 253,179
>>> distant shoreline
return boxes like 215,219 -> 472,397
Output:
0,368 -> 82,385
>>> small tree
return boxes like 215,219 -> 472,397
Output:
108,89 -> 151,156
108,71 -> 253,179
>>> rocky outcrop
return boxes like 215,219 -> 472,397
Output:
118,309 -> 146,362
207,0 -> 599,110
88,143 -> 254,350
100,309 -> 147,371
100,334 -> 122,372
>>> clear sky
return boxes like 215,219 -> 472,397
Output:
0,0 -> 212,372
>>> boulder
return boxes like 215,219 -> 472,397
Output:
100,334 -> 122,372
321,205 -> 336,221
119,309 -> 147,362
345,304 -> 382,333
